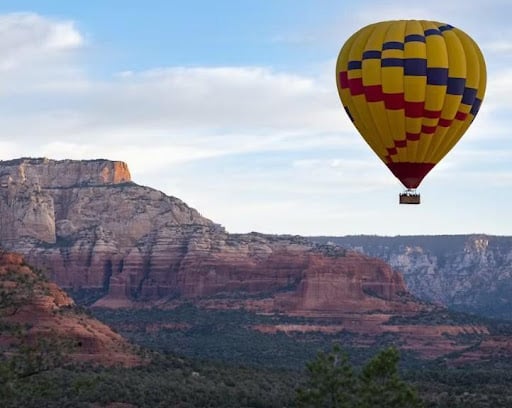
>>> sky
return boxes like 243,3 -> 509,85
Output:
0,0 -> 510,236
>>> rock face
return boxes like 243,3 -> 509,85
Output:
0,158 -> 413,315
0,250 -> 140,366
275,250 -> 411,314
3,158 -> 512,363
312,235 -> 512,319
0,158 -> 131,244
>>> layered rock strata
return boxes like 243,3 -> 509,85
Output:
0,158 -> 414,315
312,235 -> 512,319
0,251 -> 140,366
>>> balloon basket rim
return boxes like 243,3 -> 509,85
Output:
399,190 -> 420,205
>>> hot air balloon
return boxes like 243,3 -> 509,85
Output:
336,20 -> 486,204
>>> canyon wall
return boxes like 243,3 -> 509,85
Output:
312,235 -> 512,319
0,158 -> 413,314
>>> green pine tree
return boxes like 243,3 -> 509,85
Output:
297,344 -> 357,408
358,347 -> 423,408
296,345 -> 423,408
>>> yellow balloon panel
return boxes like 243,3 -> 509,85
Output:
336,20 -> 486,189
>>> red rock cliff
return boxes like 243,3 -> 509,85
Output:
0,251 -> 140,366
0,158 -> 416,314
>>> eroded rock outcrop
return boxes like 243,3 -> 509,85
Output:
0,251 -> 140,366
3,158 -> 511,363
312,235 -> 512,319
0,158 -> 415,315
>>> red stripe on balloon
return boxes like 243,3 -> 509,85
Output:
423,109 -> 441,119
455,111 -> 468,121
395,139 -> 407,148
438,118 -> 452,127
348,78 -> 364,95
384,93 -> 405,109
339,71 -> 349,89
406,132 -> 421,141
421,125 -> 437,134
405,101 -> 424,118
387,147 -> 398,156
386,162 -> 436,189
364,85 -> 384,102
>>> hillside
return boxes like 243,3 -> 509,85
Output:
0,250 -> 140,367
311,235 -> 512,320
0,158 -> 415,314
2,157 -> 512,364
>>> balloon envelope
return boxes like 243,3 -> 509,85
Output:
336,20 -> 486,189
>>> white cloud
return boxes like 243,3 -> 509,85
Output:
44,20 -> 83,49
94,66 -> 343,133
0,12 -> 82,70
486,69 -> 512,104
0,57 -> 353,163
486,41 -> 512,54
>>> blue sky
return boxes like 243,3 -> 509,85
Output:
0,0 -> 510,236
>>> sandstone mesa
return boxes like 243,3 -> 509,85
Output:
1,157 -> 510,361
0,157 -> 411,314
